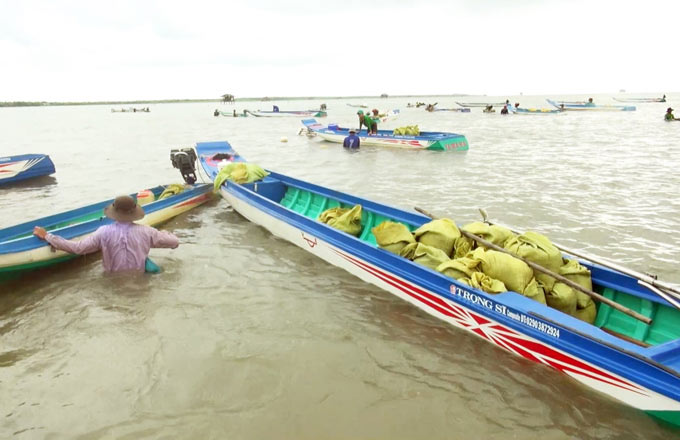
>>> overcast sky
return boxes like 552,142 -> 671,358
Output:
1,0 -> 676,102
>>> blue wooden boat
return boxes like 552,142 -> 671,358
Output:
301,119 -> 469,152
0,142 -> 233,281
197,142 -> 680,427
515,107 -> 564,115
0,154 -> 55,186
547,99 -> 636,112
432,108 -> 471,113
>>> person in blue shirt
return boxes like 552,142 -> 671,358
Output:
343,129 -> 360,149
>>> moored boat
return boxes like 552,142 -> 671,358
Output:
614,96 -> 666,103
0,182 -> 213,281
455,101 -> 505,108
301,119 -> 469,152
515,107 -> 564,115
0,154 -> 56,186
197,143 -> 680,427
547,99 -> 636,112
432,108 -> 471,113
245,109 -> 326,118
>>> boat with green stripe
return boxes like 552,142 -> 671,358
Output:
198,141 -> 680,428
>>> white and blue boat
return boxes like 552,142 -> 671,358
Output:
301,119 -> 469,151
197,141 -> 680,427
547,99 -> 636,112
0,142 -> 244,281
0,154 -> 56,186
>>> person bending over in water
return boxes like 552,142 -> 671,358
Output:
33,195 -> 179,273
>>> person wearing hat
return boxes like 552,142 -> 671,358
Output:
33,195 -> 179,273
343,128 -> 360,149
665,107 -> 676,121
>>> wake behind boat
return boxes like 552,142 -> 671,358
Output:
301,119 -> 469,152
547,99 -> 636,112
198,145 -> 680,428
0,154 -> 56,186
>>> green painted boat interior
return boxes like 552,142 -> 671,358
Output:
595,287 -> 680,346
279,185 -> 680,347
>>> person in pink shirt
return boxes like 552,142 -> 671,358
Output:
33,195 -> 179,273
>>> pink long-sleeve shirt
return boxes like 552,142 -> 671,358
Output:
45,222 -> 179,272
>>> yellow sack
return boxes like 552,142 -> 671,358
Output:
158,183 -> 186,200
573,298 -> 597,324
213,162 -> 270,191
504,231 -> 563,291
459,272 -> 507,294
470,247 -> 534,294
452,235 -> 473,259
462,222 -> 515,248
399,242 -> 450,270
436,256 -> 480,280
523,278 -> 547,304
319,205 -> 363,237
372,221 -> 415,254
413,218 -> 461,256
559,259 -> 593,309
545,282 -> 577,316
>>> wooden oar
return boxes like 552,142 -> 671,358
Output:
478,208 -> 680,301
415,207 -> 653,325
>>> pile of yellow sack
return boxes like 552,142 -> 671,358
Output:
318,205 -> 363,237
393,125 -> 420,136
371,219 -> 596,324
213,162 -> 269,192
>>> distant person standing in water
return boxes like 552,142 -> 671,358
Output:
343,128 -> 360,149
33,195 -> 179,273
586,98 -> 595,106
500,105 -> 509,115
665,107 -> 676,121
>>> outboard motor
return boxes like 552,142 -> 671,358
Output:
170,148 -> 198,184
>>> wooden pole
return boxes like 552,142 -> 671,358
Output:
415,207 -> 653,325
478,209 -> 680,300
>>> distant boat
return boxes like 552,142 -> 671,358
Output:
346,103 -> 368,108
301,119 -> 469,151
246,109 -> 326,118
547,99 -> 636,112
613,97 -> 666,103
432,108 -> 471,113
515,107 -> 563,115
455,102 -> 506,108
0,154 -> 55,186
111,107 -> 150,113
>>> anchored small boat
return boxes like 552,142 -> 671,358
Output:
0,154 -> 56,186
245,109 -> 326,118
515,107 -> 564,115
455,102 -> 506,108
547,99 -> 636,112
0,183 -> 213,281
614,96 -> 666,103
432,108 -> 471,113
301,119 -> 469,152
197,142 -> 680,427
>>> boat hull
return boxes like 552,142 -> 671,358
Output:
0,154 -> 55,186
211,172 -> 680,427
246,110 -> 325,118
0,184 -> 213,280
302,119 -> 469,151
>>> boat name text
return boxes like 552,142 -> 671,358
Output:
451,286 -> 560,338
